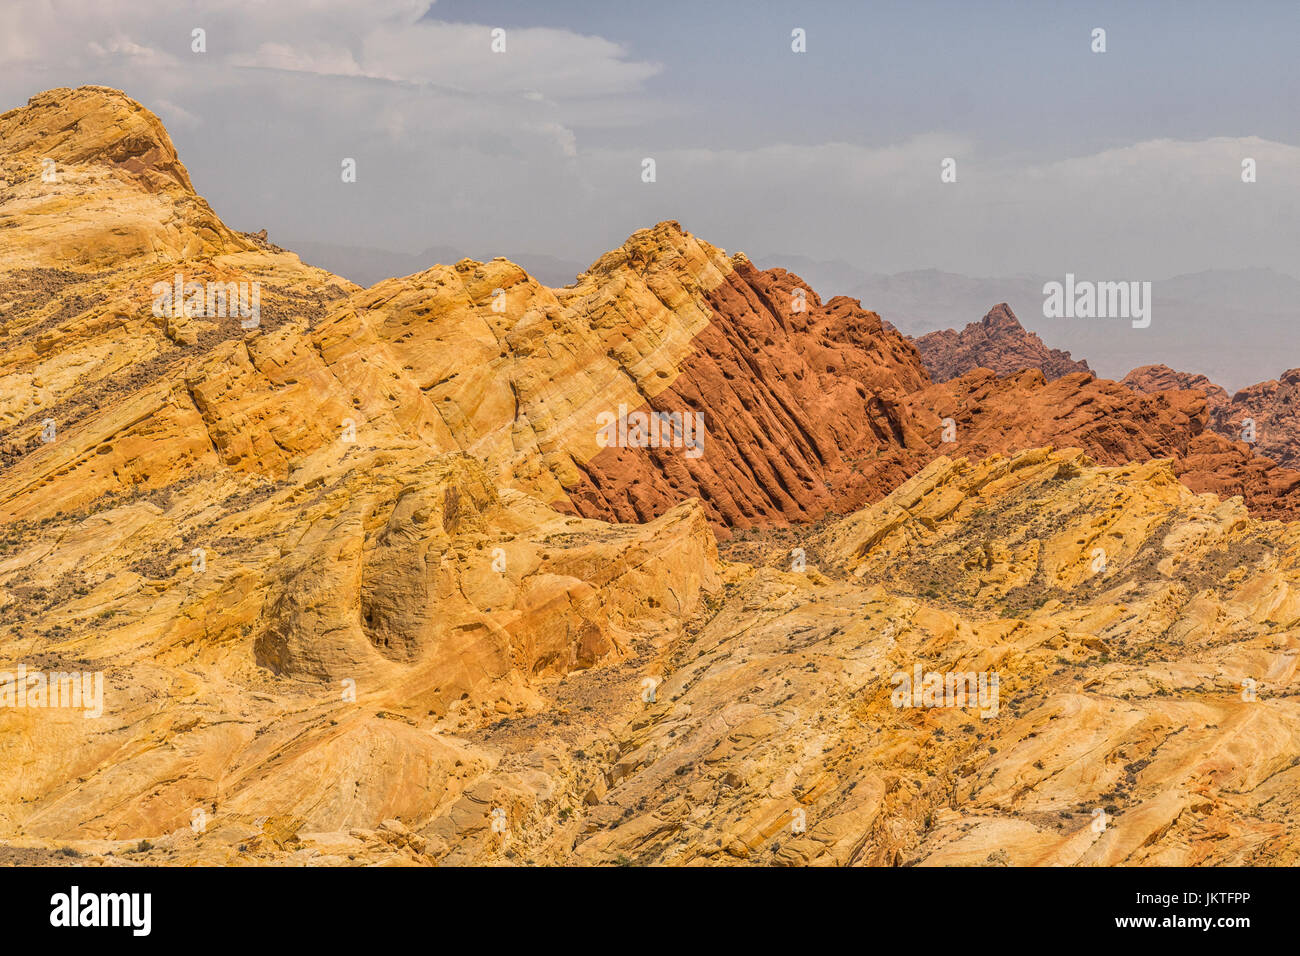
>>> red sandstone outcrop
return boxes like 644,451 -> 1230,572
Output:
1124,365 -> 1300,473
1207,369 -> 1300,470
562,257 -> 935,529
913,303 -> 1092,382
904,368 -> 1300,519
558,256 -> 1300,527
1122,364 -> 1230,411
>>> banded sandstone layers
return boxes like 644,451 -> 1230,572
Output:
4,86 -> 1300,866
8,87 -> 1300,535
8,442 -> 1300,866
560,258 -> 933,528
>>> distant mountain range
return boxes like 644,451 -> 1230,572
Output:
756,256 -> 1300,393
280,242 -> 1300,395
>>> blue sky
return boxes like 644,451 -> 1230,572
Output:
3,0 -> 1297,280
430,0 -> 1300,154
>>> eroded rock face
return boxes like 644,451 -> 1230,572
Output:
1122,364 -> 1230,411
905,368 -> 1208,464
794,449 -> 1300,866
11,445 -> 1299,867
560,258 -> 934,530
0,87 -> 254,269
1123,365 -> 1300,476
6,87 -> 1300,867
901,368 -> 1300,520
0,88 -> 356,511
0,441 -> 723,840
1206,370 -> 1300,470
914,303 -> 1093,383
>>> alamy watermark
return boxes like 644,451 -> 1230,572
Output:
1043,274 -> 1151,329
49,886 -> 150,936
596,404 -> 705,459
0,665 -> 104,718
891,663 -> 999,718
151,273 -> 261,329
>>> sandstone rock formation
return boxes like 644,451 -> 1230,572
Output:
5,87 -> 1300,867
1122,364 -> 1230,411
800,448 -> 1300,865
7,444 -> 1300,866
1207,370 -> 1300,470
559,257 -> 934,529
13,85 -> 1286,537
0,87 -> 357,499
905,368 -> 1300,520
913,303 -> 1093,382
1124,365 -> 1300,474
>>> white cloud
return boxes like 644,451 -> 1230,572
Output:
572,134 -> 1300,277
233,42 -> 365,78
0,1 -> 1293,282
85,36 -> 180,66
534,122 -> 578,159
151,98 -> 201,127
4,1 -> 660,98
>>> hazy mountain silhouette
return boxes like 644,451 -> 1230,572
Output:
755,257 -> 1300,393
